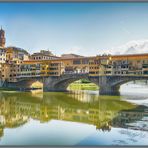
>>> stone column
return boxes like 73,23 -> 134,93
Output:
43,77 -> 68,92
99,76 -> 119,95
43,77 -> 56,91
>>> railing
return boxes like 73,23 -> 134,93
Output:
63,71 -> 89,75
12,72 -> 148,80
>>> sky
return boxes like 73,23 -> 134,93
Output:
1,2 -> 148,56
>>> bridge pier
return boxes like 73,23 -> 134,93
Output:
99,76 -> 120,95
99,86 -> 120,95
43,76 -> 70,92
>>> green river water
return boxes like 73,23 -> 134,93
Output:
0,83 -> 148,146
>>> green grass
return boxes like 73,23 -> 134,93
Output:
68,82 -> 99,91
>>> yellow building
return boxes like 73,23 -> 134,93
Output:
89,55 -> 112,76
89,57 -> 100,76
6,47 -> 29,61
1,60 -> 21,82
56,57 -> 90,74
111,53 -> 148,75
18,60 -> 65,79
0,48 -> 6,78
2,52 -> 148,83
30,50 -> 59,61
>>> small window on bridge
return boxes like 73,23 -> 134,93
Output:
143,64 -> 148,68
73,60 -> 81,65
82,59 -> 89,64
143,71 -> 148,74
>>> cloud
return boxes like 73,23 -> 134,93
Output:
57,46 -> 85,56
58,40 -> 148,57
69,46 -> 83,54
100,39 -> 148,55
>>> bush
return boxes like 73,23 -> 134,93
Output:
80,79 -> 91,83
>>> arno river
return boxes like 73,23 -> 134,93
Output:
0,83 -> 148,146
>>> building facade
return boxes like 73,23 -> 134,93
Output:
61,53 -> 84,59
0,48 -> 6,64
6,47 -> 29,62
2,53 -> 148,82
30,50 -> 59,61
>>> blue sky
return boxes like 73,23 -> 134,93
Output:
0,2 -> 148,56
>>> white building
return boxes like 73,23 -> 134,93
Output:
0,47 -> 6,63
31,50 -> 59,60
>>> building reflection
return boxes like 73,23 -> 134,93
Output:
0,91 -> 147,138
68,90 -> 99,103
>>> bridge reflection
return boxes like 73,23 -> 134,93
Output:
0,91 -> 147,137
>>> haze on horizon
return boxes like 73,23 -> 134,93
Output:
1,2 -> 148,56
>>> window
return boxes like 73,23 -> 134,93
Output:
82,59 -> 89,64
143,71 -> 148,75
73,60 -> 81,65
143,64 -> 148,68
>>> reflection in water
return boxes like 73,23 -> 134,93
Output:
30,89 -> 43,99
68,90 -> 99,103
0,90 -> 148,145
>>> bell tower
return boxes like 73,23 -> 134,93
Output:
0,26 -> 6,47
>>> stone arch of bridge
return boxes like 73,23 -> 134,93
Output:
100,76 -> 148,95
110,76 -> 148,88
5,75 -> 99,92
43,74 -> 99,92
96,76 -> 148,95
54,78 -> 98,91
6,75 -> 148,95
5,78 -> 44,90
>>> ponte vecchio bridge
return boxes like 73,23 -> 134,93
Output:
3,53 -> 148,95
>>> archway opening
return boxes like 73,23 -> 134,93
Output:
67,79 -> 99,91
30,81 -> 43,90
120,80 -> 148,95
